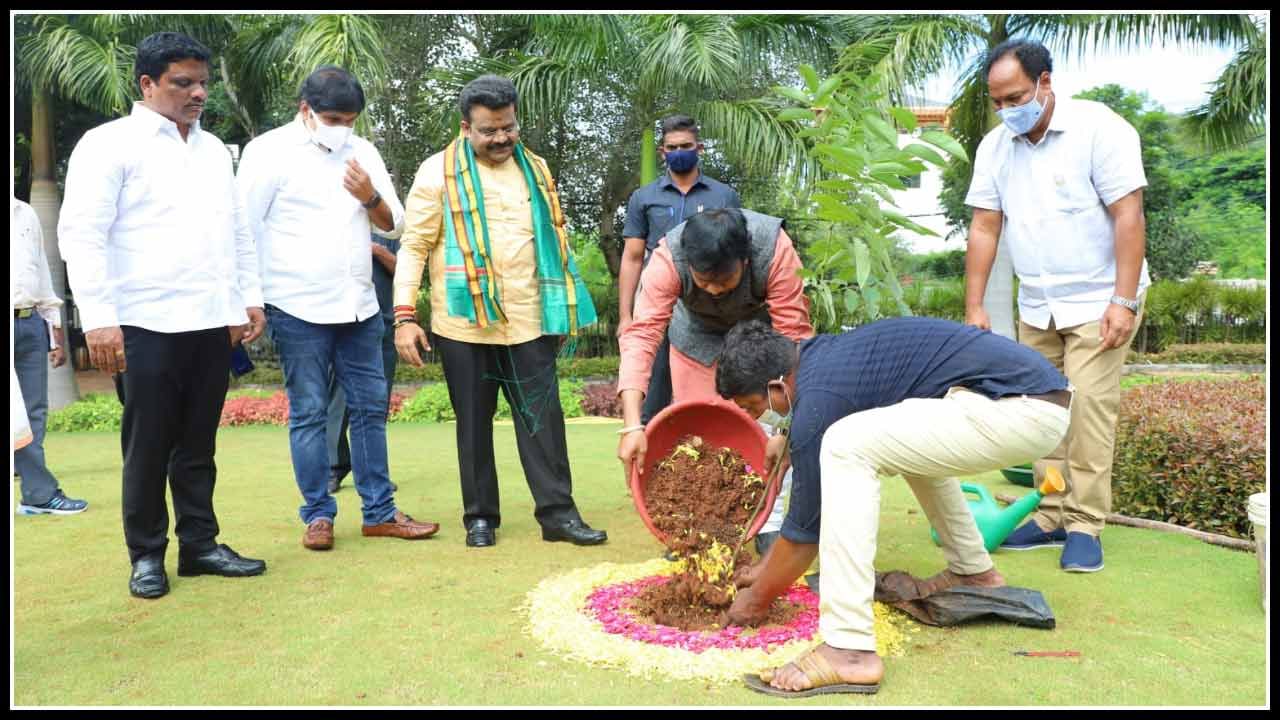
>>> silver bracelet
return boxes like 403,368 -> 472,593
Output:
616,425 -> 645,435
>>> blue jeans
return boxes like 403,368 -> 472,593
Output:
326,325 -> 398,482
13,314 -> 60,505
265,305 -> 396,526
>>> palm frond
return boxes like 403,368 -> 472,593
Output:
733,14 -> 847,72
947,56 -> 997,157
638,15 -> 742,96
286,14 -> 390,93
689,97 -> 817,187
225,14 -> 300,130
837,14 -> 985,105
1183,32 -> 1267,150
522,14 -> 635,70
20,15 -> 137,115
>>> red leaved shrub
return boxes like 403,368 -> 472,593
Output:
1113,377 -> 1265,539
220,392 -> 290,427
388,392 -> 407,419
220,391 -> 408,427
579,381 -> 622,418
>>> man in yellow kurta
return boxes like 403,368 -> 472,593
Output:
392,75 -> 607,549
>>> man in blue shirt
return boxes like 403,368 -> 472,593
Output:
618,115 -> 741,426
715,318 -> 1072,697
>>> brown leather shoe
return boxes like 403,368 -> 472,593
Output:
303,518 -> 335,550
361,510 -> 440,540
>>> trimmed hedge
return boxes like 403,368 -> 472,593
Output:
46,393 -> 122,432
1136,278 -> 1265,352
1129,343 -> 1266,366
228,356 -> 621,389
391,356 -> 618,384
1113,377 -> 1265,539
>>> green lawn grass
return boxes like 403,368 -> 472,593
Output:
15,423 -> 1267,706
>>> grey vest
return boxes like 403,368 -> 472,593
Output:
666,209 -> 784,365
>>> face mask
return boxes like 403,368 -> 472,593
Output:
758,376 -> 793,433
309,110 -> 353,153
997,77 -> 1044,136
665,148 -> 699,173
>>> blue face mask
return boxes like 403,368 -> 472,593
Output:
665,148 -> 699,173
997,77 -> 1044,136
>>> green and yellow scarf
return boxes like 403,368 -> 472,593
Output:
442,134 -> 596,336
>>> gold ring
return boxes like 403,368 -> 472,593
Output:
115,350 -> 125,357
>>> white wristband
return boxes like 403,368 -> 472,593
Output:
616,425 -> 645,435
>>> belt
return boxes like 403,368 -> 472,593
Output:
1025,389 -> 1073,409
14,307 -> 35,319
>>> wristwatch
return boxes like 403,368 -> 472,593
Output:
1110,294 -> 1140,313
362,190 -> 382,210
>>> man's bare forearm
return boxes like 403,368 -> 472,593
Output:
964,209 -> 1003,310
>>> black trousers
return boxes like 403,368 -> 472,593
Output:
116,326 -> 230,563
433,333 -> 580,531
640,331 -> 674,425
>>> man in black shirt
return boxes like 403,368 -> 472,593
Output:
715,318 -> 1072,697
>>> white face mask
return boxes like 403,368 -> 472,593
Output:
308,109 -> 352,153
757,376 -> 793,433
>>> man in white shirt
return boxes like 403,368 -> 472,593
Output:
12,198 -> 87,516
963,39 -> 1148,573
59,32 -> 269,599
237,65 -> 440,551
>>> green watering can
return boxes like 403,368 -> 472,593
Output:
930,466 -> 1067,552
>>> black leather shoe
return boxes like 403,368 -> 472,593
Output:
466,519 -> 495,548
177,544 -> 267,577
129,555 -> 169,599
541,518 -> 607,546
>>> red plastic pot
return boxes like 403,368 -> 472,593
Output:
628,399 -> 778,546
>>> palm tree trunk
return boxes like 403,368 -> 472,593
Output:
219,55 -> 257,140
29,87 -> 81,410
983,234 -> 1016,340
640,125 -> 657,185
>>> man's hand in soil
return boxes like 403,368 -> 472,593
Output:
734,559 -> 765,588
728,585 -> 770,627
728,535 -> 819,626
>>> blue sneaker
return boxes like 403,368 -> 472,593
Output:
1000,520 -> 1067,550
1060,532 -> 1104,573
17,490 -> 88,516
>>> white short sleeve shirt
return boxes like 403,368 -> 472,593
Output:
966,97 -> 1150,330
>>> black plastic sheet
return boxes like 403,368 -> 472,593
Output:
874,571 -> 1056,629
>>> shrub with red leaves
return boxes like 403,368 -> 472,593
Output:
1113,377 -> 1266,539
220,392 -> 291,427
388,392 -> 407,418
579,382 -> 622,418
220,391 -> 411,427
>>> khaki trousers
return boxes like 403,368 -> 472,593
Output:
1019,309 -> 1142,536
818,388 -> 1070,651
